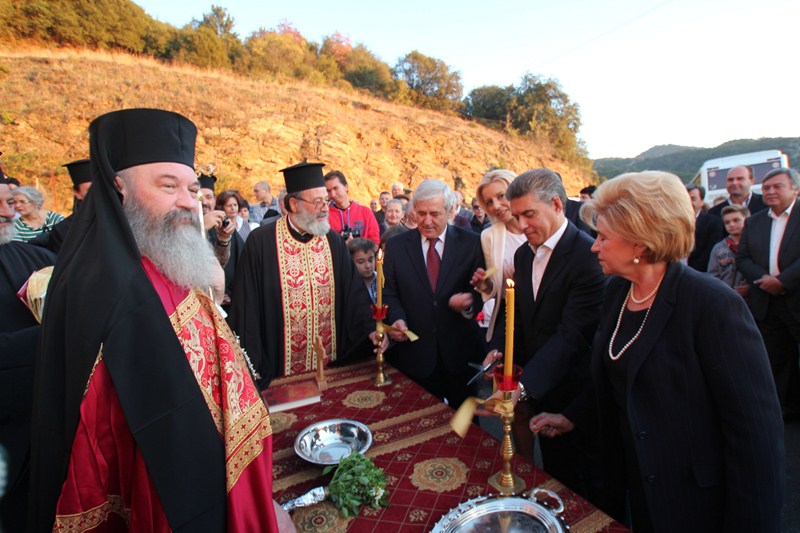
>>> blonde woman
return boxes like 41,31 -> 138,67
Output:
578,171 -> 783,531
471,169 -> 526,345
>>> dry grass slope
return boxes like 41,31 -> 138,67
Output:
0,48 -> 591,213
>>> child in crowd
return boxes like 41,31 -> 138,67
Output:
707,204 -> 750,298
347,238 -> 378,304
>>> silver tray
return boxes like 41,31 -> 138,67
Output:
294,419 -> 372,465
430,488 -> 568,533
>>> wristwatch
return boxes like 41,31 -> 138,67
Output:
518,382 -> 529,402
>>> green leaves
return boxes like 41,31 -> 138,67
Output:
325,453 -> 390,517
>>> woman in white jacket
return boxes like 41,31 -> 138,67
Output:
472,169 -> 526,345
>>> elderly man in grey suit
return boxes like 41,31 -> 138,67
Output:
383,180 -> 486,409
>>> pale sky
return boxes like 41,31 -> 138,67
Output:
134,0 -> 799,159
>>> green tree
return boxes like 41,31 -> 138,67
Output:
244,26 -> 314,80
463,85 -> 515,122
193,5 -> 243,67
393,50 -> 462,111
172,26 -> 229,69
509,74 -> 582,159
142,19 -> 176,59
2,0 -> 148,52
343,45 -> 398,98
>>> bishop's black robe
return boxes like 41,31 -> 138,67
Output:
229,218 -> 374,389
0,241 -> 56,532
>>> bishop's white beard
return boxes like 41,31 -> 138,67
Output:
294,206 -> 330,236
124,196 -> 218,291
0,218 -> 17,245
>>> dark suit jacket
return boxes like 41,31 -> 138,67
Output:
736,204 -> 800,321
383,225 -> 486,379
708,193 -> 767,233
565,199 -> 596,238
592,262 -> 784,532
688,211 -> 724,272
513,221 -> 605,426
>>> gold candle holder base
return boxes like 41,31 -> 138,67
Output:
487,390 -> 525,496
372,322 -> 392,387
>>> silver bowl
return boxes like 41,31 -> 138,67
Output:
294,419 -> 373,465
430,489 -> 568,533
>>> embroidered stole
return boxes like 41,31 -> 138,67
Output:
53,284 -> 276,531
275,218 -> 336,376
169,290 -> 273,491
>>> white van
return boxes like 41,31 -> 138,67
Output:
690,150 -> 789,204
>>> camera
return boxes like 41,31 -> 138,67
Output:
340,226 -> 360,240
221,218 -> 231,228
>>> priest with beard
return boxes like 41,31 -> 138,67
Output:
28,109 -> 291,531
0,176 -> 56,533
230,162 -> 375,389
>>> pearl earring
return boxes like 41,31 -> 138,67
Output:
633,257 -> 640,265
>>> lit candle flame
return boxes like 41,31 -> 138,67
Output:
376,248 -> 384,308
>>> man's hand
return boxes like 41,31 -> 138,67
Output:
369,330 -> 390,352
210,262 -> 225,305
470,268 -> 493,295
448,292 -> 473,313
530,412 -> 574,438
754,275 -> 785,296
475,384 -> 522,417
273,500 -> 297,532
387,319 -> 409,342
204,210 -> 225,231
216,217 -> 236,241
735,284 -> 750,298
481,349 -> 502,378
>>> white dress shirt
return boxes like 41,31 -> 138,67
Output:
531,219 -> 568,300
768,200 -> 795,276
421,228 -> 447,267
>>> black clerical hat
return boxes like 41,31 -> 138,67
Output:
63,159 -> 92,187
89,108 -> 196,173
280,161 -> 325,193
198,173 -> 217,192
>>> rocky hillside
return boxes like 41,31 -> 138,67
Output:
0,48 -> 592,213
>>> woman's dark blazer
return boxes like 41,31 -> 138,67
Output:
592,261 -> 785,532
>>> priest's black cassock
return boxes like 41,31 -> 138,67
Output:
229,218 -> 374,389
0,241 -> 56,531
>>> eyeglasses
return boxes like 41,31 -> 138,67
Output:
14,199 -> 31,206
297,196 -> 331,210
471,205 -> 481,210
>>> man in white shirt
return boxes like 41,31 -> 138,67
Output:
503,168 -> 606,503
737,167 -> 800,420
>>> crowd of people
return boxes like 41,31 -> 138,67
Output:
0,108 -> 794,532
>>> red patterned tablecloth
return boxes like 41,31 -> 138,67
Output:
271,360 -> 628,532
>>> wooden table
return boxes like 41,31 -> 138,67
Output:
270,360 -> 627,532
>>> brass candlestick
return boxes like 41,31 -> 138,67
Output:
488,365 -> 525,496
313,335 -> 328,392
371,305 -> 392,387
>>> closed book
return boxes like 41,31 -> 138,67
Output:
262,380 -> 322,413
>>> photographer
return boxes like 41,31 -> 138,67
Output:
324,170 -> 380,245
